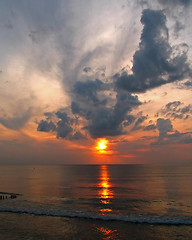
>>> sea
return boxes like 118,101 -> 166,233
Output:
0,164 -> 191,240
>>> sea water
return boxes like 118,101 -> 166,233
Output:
0,164 -> 192,239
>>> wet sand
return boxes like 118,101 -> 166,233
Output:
0,212 -> 191,240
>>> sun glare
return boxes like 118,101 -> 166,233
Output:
95,138 -> 109,154
94,138 -> 114,156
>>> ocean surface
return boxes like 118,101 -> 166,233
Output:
0,164 -> 192,239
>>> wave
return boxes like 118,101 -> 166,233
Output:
0,208 -> 191,225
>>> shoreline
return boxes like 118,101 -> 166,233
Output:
0,212 -> 192,240
0,209 -> 192,226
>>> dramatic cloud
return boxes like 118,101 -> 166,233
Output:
153,117 -> 192,145
75,88 -> 141,138
36,7 -> 192,141
55,111 -> 73,139
87,92 -> 141,138
37,111 -> 80,140
73,79 -> 106,104
157,101 -> 192,119
115,9 -> 192,93
123,115 -> 136,127
1,1 -> 191,164
131,115 -> 147,131
38,86 -> 141,139
37,120 -> 56,132
153,118 -> 173,143
156,118 -> 173,136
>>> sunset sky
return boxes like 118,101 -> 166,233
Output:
0,0 -> 192,164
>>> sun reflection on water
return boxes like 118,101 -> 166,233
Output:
94,225 -> 119,240
98,165 -> 114,213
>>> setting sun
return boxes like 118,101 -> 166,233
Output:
94,138 -> 114,155
96,139 -> 108,151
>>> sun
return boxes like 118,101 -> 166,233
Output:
97,139 -> 108,150
96,138 -> 109,153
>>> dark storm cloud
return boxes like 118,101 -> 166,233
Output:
70,77 -> 142,139
55,111 -> 74,139
71,78 -> 109,122
115,9 -> 192,93
37,120 -> 56,132
56,120 -> 73,139
87,107 -> 123,138
38,70 -> 142,139
73,79 -> 105,104
158,101 -> 192,119
71,101 -> 93,120
37,112 -> 56,132
69,79 -> 141,139
37,111 -> 81,140
71,101 -> 81,115
86,91 -> 141,138
55,111 -> 70,123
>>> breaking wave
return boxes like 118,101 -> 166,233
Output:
0,208 -> 191,225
